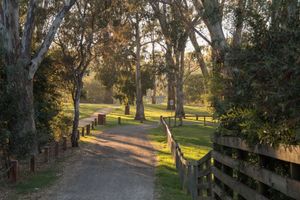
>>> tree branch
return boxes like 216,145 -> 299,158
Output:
29,0 -> 76,80
21,0 -> 37,57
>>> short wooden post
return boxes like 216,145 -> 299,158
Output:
204,116 -> 206,126
9,160 -> 18,183
174,117 -> 177,127
86,124 -> 91,135
91,121 -> 95,130
118,117 -> 121,125
44,146 -> 50,163
30,155 -> 36,173
258,155 -> 269,196
94,118 -> 98,126
63,136 -> 67,151
55,142 -> 59,158
98,114 -> 106,125
290,163 -> 300,180
76,129 -> 80,140
179,117 -> 183,126
81,127 -> 85,137
206,157 -> 212,197
196,114 -> 198,121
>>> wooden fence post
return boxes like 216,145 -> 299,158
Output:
81,127 -> 85,137
55,142 -> 59,158
86,124 -> 91,135
204,116 -> 206,126
63,136 -> 67,151
118,117 -> 121,125
94,118 -> 98,126
196,114 -> 198,121
9,160 -> 18,183
179,117 -> 183,126
290,163 -> 300,180
30,155 -> 36,173
44,146 -> 50,163
91,121 -> 94,130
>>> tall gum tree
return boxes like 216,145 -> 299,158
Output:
0,0 -> 75,154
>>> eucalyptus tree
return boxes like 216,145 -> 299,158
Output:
57,0 -> 111,147
150,0 -> 200,116
0,0 -> 75,154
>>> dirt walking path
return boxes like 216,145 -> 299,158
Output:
78,107 -> 114,127
41,112 -> 157,200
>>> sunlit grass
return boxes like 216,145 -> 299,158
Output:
63,103 -> 115,119
148,128 -> 192,200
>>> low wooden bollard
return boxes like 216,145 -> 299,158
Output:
63,136 -> 67,151
98,114 -> 106,125
55,142 -> 59,158
30,155 -> 36,173
94,118 -> 98,126
91,121 -> 95,130
86,124 -> 91,135
118,117 -> 121,125
81,127 -> 85,137
179,117 -> 183,126
9,160 -> 18,183
204,116 -> 206,126
44,146 -> 50,163
196,114 -> 199,121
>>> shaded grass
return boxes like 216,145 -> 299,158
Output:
14,168 -> 59,194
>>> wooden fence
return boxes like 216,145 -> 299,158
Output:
165,114 -> 217,128
161,116 -> 213,200
161,116 -> 300,200
0,114 -> 106,184
212,136 -> 300,200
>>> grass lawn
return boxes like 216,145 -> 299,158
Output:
63,103 -> 114,119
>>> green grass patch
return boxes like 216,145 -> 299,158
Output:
148,127 -> 192,200
171,124 -> 215,161
148,123 -> 215,200
63,103 -> 114,119
14,168 -> 59,194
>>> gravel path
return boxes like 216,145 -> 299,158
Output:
41,121 -> 157,200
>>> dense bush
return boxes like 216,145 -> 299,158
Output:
213,7 -> 300,146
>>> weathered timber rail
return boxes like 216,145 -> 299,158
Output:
161,116 -> 300,200
161,116 -> 213,199
212,136 -> 300,200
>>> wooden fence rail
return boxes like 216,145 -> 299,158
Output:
212,136 -> 300,200
161,116 -> 300,200
161,116 -> 213,200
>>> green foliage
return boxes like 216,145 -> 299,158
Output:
212,2 -> 300,146
184,74 -> 205,104
34,55 -> 72,145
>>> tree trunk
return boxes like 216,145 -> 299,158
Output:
104,86 -> 114,104
175,50 -> 185,117
189,31 -> 209,78
152,79 -> 157,104
134,14 -> 145,121
165,43 -> 176,110
7,60 -> 37,155
71,79 -> 83,147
